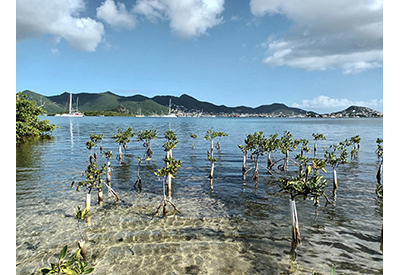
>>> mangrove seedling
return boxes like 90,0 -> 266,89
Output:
204,128 -> 227,179
278,158 -> 328,259
134,157 -> 143,192
136,129 -> 157,160
112,127 -> 135,162
162,130 -> 181,197
324,141 -> 348,197
190,133 -> 197,149
103,150 -> 113,188
89,133 -> 104,160
312,133 -> 326,158
238,144 -> 248,180
264,134 -> 279,170
154,165 -> 181,217
85,140 -> 96,164
349,135 -> 361,159
274,131 -> 300,172
240,131 -> 271,184
38,245 -> 94,275
375,138 -> 383,184
76,206 -> 90,262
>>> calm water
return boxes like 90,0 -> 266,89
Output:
16,117 -> 383,274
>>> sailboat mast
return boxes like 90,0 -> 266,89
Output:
69,91 -> 72,114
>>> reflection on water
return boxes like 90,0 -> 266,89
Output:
16,117 -> 383,274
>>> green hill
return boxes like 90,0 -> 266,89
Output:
19,90 -> 380,117
22,90 -> 169,116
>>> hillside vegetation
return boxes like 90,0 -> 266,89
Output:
19,90 -> 382,117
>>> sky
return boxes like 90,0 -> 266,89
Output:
15,0 -> 383,113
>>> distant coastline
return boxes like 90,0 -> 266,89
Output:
22,90 -> 383,118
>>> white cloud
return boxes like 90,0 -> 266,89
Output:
250,0 -> 383,74
133,0 -> 225,38
96,0 -> 137,30
292,95 -> 383,113
16,0 -> 105,52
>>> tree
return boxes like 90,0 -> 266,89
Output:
375,138 -> 383,184
204,128 -> 227,181
324,141 -> 349,199
190,133 -> 197,149
112,127 -> 135,162
312,133 -> 326,158
274,131 -> 300,172
154,130 -> 182,217
350,135 -> 361,159
278,158 -> 328,258
16,92 -> 57,142
240,131 -> 271,184
136,129 -> 157,160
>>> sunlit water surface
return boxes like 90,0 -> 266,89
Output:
16,117 -> 383,274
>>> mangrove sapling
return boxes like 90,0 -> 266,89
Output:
204,129 -> 227,180
375,138 -> 383,184
240,131 -> 271,184
274,131 -> 300,172
324,141 -> 349,199
312,133 -> 326,158
103,150 -> 113,188
264,134 -> 279,170
154,131 -> 182,216
76,206 -> 90,262
134,157 -> 143,192
162,130 -> 181,197
136,129 -> 157,160
112,127 -> 135,163
238,144 -> 248,180
214,131 -> 228,151
190,133 -> 197,149
89,133 -> 104,160
38,245 -> 94,275
85,140 -> 96,164
278,158 -> 328,259
349,135 -> 361,160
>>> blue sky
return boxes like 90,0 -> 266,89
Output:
16,0 -> 383,113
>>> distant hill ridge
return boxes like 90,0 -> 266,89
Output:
20,90 -> 382,117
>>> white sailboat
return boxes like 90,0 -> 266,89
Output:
58,92 -> 84,117
162,99 -> 177,118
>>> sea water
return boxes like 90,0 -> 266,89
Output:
16,117 -> 383,274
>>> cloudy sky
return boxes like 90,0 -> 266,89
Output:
16,0 -> 383,113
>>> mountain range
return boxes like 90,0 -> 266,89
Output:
20,90 -> 382,117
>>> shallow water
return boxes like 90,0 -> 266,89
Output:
16,117 -> 383,274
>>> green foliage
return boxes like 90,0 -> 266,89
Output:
190,133 -> 197,139
103,150 -> 113,160
242,131 -> 267,157
278,158 -> 327,203
137,129 -> 157,145
38,245 -> 94,275
90,133 -> 103,144
324,142 -> 348,169
112,127 -> 135,145
16,92 -> 57,142
204,128 -> 228,140
155,156 -> 182,179
375,184 -> 383,201
75,162 -> 106,193
278,131 -> 300,155
163,130 -> 179,152
375,138 -> 383,159
76,206 -> 89,222
312,133 -> 326,142
155,130 -> 182,178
